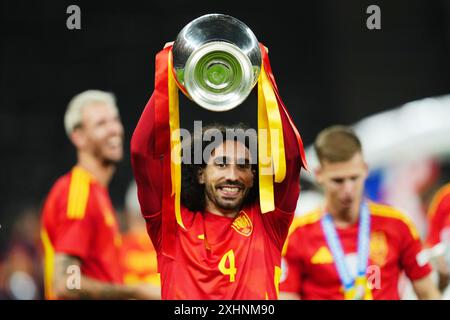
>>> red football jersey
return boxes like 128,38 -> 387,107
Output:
426,183 -> 450,247
41,166 -> 123,299
280,202 -> 432,300
131,95 -> 302,300
148,204 -> 292,299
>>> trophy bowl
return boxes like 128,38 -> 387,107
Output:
172,14 -> 262,112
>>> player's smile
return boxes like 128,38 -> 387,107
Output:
103,133 -> 123,158
199,140 -> 255,217
216,183 -> 243,198
106,136 -> 122,149
79,102 -> 124,164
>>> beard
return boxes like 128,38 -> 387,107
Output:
92,143 -> 123,166
101,157 -> 121,166
204,183 -> 250,212
213,196 -> 244,211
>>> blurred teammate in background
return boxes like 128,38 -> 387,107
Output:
121,181 -> 160,291
280,125 -> 440,300
426,182 -> 450,295
40,90 -> 158,299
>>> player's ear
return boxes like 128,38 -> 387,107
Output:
315,165 -> 324,184
197,167 -> 205,184
363,161 -> 369,179
70,127 -> 86,149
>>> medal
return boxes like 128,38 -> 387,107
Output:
321,201 -> 372,300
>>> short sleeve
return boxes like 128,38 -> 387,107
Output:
399,221 -> 432,281
52,195 -> 94,260
426,192 -> 450,247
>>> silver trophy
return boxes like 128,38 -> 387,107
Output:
172,14 -> 262,112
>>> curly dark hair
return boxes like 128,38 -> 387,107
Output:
181,123 -> 259,212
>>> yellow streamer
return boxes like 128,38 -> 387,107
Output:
257,65 -> 287,213
261,66 -> 286,183
168,51 -> 185,229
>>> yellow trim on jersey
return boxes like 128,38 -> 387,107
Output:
369,202 -> 419,240
282,210 -> 322,256
67,166 -> 91,219
290,210 -> 322,233
427,183 -> 450,220
41,229 -> 55,300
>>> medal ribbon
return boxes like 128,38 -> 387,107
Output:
321,202 -> 372,299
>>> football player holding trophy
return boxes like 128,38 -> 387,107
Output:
131,14 -> 306,299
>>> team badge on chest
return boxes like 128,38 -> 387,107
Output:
369,231 -> 388,267
231,211 -> 253,237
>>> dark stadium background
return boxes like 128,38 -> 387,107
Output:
1,0 -> 449,250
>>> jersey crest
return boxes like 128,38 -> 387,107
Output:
231,211 -> 253,237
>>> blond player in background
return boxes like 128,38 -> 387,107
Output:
41,90 -> 159,299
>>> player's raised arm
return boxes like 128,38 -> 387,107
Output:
130,95 -> 164,217
273,108 -> 302,213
